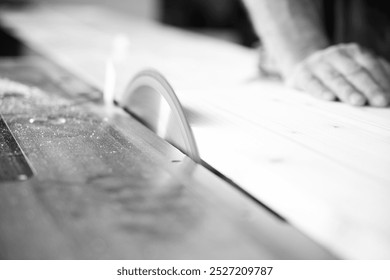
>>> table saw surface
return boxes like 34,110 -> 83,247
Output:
1,4 -> 390,259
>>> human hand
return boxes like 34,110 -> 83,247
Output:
286,43 -> 390,107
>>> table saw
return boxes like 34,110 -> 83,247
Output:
1,4 -> 390,259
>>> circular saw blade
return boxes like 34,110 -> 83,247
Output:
116,69 -> 200,163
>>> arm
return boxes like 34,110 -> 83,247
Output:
243,0 -> 390,107
243,0 -> 328,76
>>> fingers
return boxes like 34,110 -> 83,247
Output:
326,50 -> 386,106
293,65 -> 336,101
339,45 -> 390,106
287,43 -> 390,107
311,61 -> 366,105
345,45 -> 390,91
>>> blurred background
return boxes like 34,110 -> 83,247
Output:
0,0 -> 259,56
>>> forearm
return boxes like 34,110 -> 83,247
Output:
243,0 -> 330,77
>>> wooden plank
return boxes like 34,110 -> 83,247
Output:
0,57 -> 333,259
2,5 -> 390,259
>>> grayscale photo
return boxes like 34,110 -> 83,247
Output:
0,0 -> 389,265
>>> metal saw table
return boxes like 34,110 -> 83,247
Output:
0,54 -> 333,259
1,4 -> 390,260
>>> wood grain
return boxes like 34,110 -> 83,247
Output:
2,4 -> 390,259
0,57 -> 333,259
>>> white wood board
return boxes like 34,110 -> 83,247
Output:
2,4 -> 390,259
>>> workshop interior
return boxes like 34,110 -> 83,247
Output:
0,0 -> 389,260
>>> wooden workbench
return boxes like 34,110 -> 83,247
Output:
0,55 -> 333,259
1,4 -> 390,259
